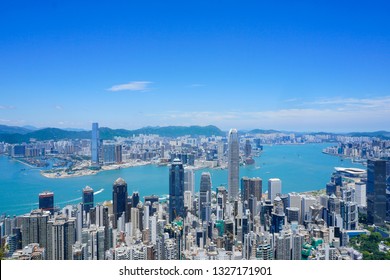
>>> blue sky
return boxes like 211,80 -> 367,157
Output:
0,1 -> 389,132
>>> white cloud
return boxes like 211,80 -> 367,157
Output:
283,98 -> 299,103
0,105 -> 15,110
307,96 -> 390,110
107,81 -> 152,92
189,84 -> 205,88
0,119 -> 25,125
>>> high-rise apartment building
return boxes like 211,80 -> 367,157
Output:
241,177 -> 262,202
169,158 -> 184,222
47,215 -> 76,260
103,144 -> 116,165
81,225 -> 105,260
112,177 -> 128,229
184,168 -> 195,195
21,209 -> 49,251
301,195 -> 317,223
228,129 -> 239,200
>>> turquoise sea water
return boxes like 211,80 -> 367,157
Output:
0,143 -> 364,216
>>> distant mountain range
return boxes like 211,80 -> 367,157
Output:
0,124 -> 389,144
0,125 -> 225,144
0,125 -> 33,135
247,129 -> 283,134
346,131 -> 390,138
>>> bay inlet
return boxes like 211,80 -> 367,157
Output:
0,143 -> 364,216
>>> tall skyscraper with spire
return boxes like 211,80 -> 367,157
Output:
199,172 -> 212,222
169,158 -> 184,222
91,122 -> 100,167
112,177 -> 128,229
228,128 -> 239,200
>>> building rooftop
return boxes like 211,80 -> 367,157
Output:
114,177 -> 127,186
334,167 -> 366,176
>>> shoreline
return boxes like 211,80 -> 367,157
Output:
40,160 -> 152,179
40,159 -> 224,179
14,158 -> 38,169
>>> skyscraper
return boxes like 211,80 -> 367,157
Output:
367,159 -> 389,226
21,209 -> 49,251
244,139 -> 252,158
47,215 -> 76,260
91,122 -> 100,166
115,144 -> 123,163
132,191 -> 140,208
82,186 -> 94,214
184,167 -> 195,195
144,195 -> 159,215
169,158 -> 184,222
112,177 -> 128,229
103,144 -> 116,165
355,181 -> 367,207
81,225 -> 105,260
39,191 -> 54,214
199,172 -> 212,222
241,177 -> 262,202
228,128 -> 239,200
268,178 -> 282,203
95,204 -> 111,251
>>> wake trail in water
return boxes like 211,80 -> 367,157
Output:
56,188 -> 105,206
94,188 -> 104,195
58,197 -> 82,205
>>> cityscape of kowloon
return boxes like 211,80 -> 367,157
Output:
1,123 -> 389,260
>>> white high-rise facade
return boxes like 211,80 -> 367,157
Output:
184,167 -> 195,195
268,178 -> 282,203
355,182 -> 367,207
228,129 -> 239,200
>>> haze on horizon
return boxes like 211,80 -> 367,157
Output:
0,1 -> 389,132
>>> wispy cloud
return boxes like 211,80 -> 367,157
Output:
283,98 -> 299,103
144,105 -> 390,132
0,119 -> 25,125
55,105 -> 63,110
189,83 -> 205,88
307,96 -> 390,110
0,105 -> 15,110
107,81 -> 152,92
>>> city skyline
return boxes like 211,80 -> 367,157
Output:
1,122 -> 389,260
1,1 -> 390,132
